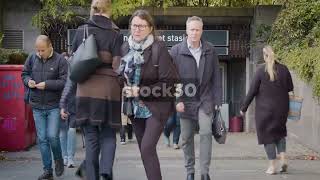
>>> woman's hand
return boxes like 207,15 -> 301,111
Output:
132,86 -> 140,97
240,110 -> 245,117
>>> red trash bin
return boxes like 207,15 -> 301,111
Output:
0,65 -> 36,151
229,116 -> 243,132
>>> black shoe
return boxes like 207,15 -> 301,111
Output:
201,174 -> 211,180
101,172 -> 113,180
120,126 -> 127,145
186,173 -> 194,180
55,159 -> 64,177
127,124 -> 133,140
75,160 -> 86,179
120,137 -> 126,145
38,170 -> 53,180
280,164 -> 288,173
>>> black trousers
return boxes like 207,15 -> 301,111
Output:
120,124 -> 133,140
132,116 -> 166,180
83,124 -> 116,180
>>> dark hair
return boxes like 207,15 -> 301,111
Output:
129,9 -> 156,37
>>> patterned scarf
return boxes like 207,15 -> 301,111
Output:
118,34 -> 154,85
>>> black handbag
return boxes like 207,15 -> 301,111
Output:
69,25 -> 101,83
212,109 -> 227,144
122,97 -> 134,117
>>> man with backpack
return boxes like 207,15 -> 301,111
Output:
21,35 -> 68,180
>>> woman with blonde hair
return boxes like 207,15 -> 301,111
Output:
240,45 -> 293,175
70,0 -> 123,179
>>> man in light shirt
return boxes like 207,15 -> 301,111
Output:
170,16 -> 222,180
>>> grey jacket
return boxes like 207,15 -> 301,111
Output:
170,39 -> 222,120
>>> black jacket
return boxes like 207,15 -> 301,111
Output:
21,52 -> 68,109
71,15 -> 123,127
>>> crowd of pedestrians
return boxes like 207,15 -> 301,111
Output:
21,0 -> 293,179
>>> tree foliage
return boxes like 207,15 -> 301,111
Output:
0,32 -> 3,47
268,0 -> 320,97
32,0 -> 91,34
33,0 -> 287,32
269,0 -> 320,52
165,0 -> 285,7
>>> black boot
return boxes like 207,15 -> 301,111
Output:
201,174 -> 211,180
55,159 -> 64,177
75,160 -> 86,179
186,173 -> 194,180
127,124 -> 133,141
101,172 -> 113,180
38,170 -> 53,180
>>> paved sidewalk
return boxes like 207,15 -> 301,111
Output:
1,132 -> 320,180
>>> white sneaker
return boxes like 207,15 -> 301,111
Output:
67,157 -> 75,168
173,144 -> 180,149
265,166 -> 276,175
63,156 -> 68,166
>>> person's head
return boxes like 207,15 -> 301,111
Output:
90,0 -> 112,17
263,45 -> 276,81
186,16 -> 203,44
129,9 -> 155,42
35,35 -> 53,60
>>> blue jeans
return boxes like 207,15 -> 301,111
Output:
33,108 -> 62,172
59,114 -> 76,160
164,112 -> 181,144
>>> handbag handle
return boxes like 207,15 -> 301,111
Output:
82,25 -> 89,43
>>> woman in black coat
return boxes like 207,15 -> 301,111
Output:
240,45 -> 293,175
71,0 -> 123,179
